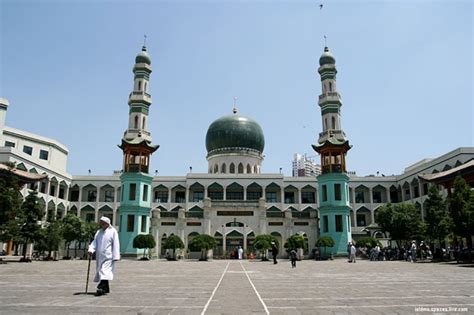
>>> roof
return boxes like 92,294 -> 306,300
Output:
418,159 -> 474,182
118,138 -> 159,153
0,163 -> 48,183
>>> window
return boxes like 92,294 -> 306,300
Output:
238,163 -> 244,173
87,190 -> 96,201
142,117 -> 146,130
23,145 -> 33,155
144,82 -> 147,92
301,191 -> 315,204
127,215 -> 134,232
335,215 -> 343,232
331,117 -> 336,129
143,185 -> 148,202
422,183 -> 429,196
329,82 -> 332,91
227,191 -> 243,200
59,187 -> 65,199
284,191 -> 295,203
414,186 -> 420,198
357,214 -> 366,226
104,190 -> 114,202
230,163 -> 235,173
40,182 -> 46,194
373,191 -> 382,203
247,191 -> 261,200
86,213 -> 95,223
129,183 -> 136,200
322,185 -> 328,202
138,81 -> 142,91
5,141 -> 15,148
39,150 -> 49,160
154,191 -> 168,203
209,191 -> 223,200
175,191 -> 185,203
355,191 -> 365,203
192,191 -> 204,202
70,190 -> 79,201
221,164 -> 226,174
134,116 -> 138,129
141,215 -> 147,232
335,184 -> 341,201
49,185 -> 56,197
323,215 -> 328,233
266,192 -> 277,203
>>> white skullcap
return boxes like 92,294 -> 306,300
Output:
100,216 -> 111,225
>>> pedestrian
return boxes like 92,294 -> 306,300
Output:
290,249 -> 297,268
238,246 -> 243,260
88,216 -> 120,296
410,241 -> 417,262
271,241 -> 278,264
349,243 -> 356,263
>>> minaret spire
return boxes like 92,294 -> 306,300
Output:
232,96 -> 238,114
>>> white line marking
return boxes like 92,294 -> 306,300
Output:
201,261 -> 230,315
240,261 -> 270,315
264,295 -> 474,301
267,304 -> 474,310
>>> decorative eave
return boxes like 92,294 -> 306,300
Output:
312,138 -> 351,153
0,163 -> 48,184
118,138 -> 159,154
418,159 -> 474,184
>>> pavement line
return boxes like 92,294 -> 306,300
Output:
240,261 -> 270,315
201,261 -> 230,315
267,303 -> 474,310
264,295 -> 474,301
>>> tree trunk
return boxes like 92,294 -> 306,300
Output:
22,241 -> 28,260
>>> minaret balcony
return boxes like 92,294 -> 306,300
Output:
129,91 -> 152,104
318,129 -> 346,141
318,92 -> 340,101
322,164 -> 343,174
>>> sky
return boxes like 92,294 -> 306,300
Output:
1,0 -> 473,177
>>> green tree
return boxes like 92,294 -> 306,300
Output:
188,234 -> 217,261
0,163 -> 23,243
425,185 -> 451,251
449,176 -> 474,262
284,234 -> 306,252
355,236 -> 380,249
80,221 -> 100,258
60,213 -> 82,258
253,234 -> 278,261
40,219 -> 62,260
163,235 -> 185,260
17,191 -> 44,260
376,203 -> 426,248
315,236 -> 335,258
133,234 -> 156,259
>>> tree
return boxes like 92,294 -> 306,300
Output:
376,203 -> 426,248
133,234 -> 156,260
253,234 -> 278,261
424,185 -> 451,252
17,191 -> 44,261
284,234 -> 306,252
0,163 -> 23,243
315,236 -> 334,258
355,236 -> 380,250
449,176 -> 474,262
60,213 -> 82,258
79,221 -> 100,258
188,234 -> 217,261
163,235 -> 185,260
40,219 -> 62,260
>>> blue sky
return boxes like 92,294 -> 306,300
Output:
1,0 -> 472,177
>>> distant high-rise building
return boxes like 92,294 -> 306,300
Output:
292,153 -> 321,177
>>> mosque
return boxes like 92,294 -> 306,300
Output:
1,45 -> 472,258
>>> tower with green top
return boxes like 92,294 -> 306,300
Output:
312,46 -> 352,255
118,44 -> 159,255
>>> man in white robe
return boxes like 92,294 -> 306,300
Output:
88,216 -> 120,296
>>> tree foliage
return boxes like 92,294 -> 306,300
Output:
355,236 -> 380,249
0,165 -> 23,242
188,234 -> 217,260
315,236 -> 335,258
425,185 -> 451,245
284,234 -> 306,251
17,191 -> 44,259
449,176 -> 474,256
133,234 -> 156,259
60,213 -> 82,257
163,235 -> 184,260
253,234 -> 279,260
375,203 -> 426,247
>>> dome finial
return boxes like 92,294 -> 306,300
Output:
324,35 -> 327,48
232,96 -> 238,114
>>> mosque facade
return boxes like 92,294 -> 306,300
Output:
1,46 -> 473,258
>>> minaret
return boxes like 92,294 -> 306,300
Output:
312,46 -> 352,255
118,44 -> 159,256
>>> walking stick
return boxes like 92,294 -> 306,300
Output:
85,255 -> 92,294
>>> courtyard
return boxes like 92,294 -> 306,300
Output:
0,258 -> 473,314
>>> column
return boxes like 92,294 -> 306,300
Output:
78,186 -> 83,219
204,185 -> 208,199
298,187 -> 302,207
243,186 -> 247,201
223,186 -> 227,200
243,225 -> 247,252
44,179 -> 51,221
385,186 -> 390,203
222,225 -> 226,253
95,186 -> 100,221
113,186 -> 119,226
64,184 -> 70,215
262,185 -> 266,201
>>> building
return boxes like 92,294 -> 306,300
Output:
292,154 -> 321,177
1,47 -> 473,258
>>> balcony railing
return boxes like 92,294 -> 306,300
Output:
319,129 -> 346,139
318,92 -> 340,100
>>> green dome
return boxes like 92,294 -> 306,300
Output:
135,46 -> 151,65
206,113 -> 265,154
319,46 -> 335,66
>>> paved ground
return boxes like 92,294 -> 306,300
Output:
0,257 -> 473,314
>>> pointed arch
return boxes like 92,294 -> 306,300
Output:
221,163 -> 226,174
134,115 -> 138,129
246,164 -> 251,174
230,163 -> 235,174
238,163 -> 244,174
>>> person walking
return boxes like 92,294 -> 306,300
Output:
271,241 -> 278,264
238,246 -> 243,260
349,243 -> 356,263
88,216 -> 120,296
290,249 -> 297,268
410,241 -> 417,263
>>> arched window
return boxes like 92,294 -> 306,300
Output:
214,164 -> 218,173
253,165 -> 257,173
230,163 -> 235,174
331,117 -> 336,129
238,163 -> 244,174
144,82 -> 147,92
325,118 -> 328,130
221,163 -> 226,174
134,116 -> 138,129
142,117 -> 146,130
138,81 -> 142,91
246,164 -> 251,174
329,82 -> 332,92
